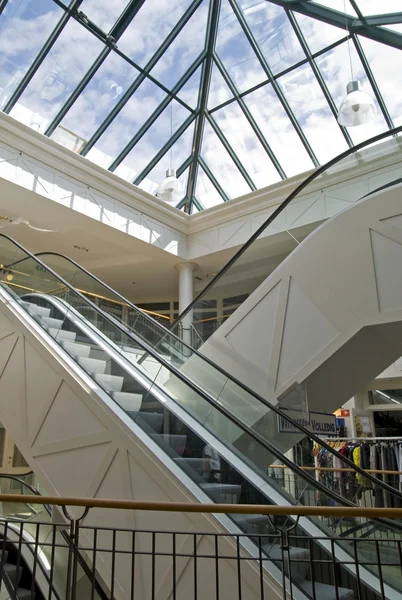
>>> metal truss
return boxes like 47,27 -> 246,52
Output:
0,0 -> 400,213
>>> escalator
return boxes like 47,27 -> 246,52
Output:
0,129 -> 402,597
0,237 -> 402,599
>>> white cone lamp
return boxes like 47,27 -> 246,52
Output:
337,80 -> 377,127
156,168 -> 184,207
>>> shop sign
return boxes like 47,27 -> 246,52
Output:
277,409 -> 337,436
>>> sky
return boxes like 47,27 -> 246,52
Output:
0,0 -> 401,211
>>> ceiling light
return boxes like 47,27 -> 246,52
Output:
337,0 -> 376,128
0,216 -> 8,221
3,270 -> 13,282
73,245 -> 89,252
337,81 -> 377,127
156,168 -> 184,207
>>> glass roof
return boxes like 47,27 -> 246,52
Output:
0,0 -> 401,213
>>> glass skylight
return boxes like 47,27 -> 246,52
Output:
0,0 -> 401,212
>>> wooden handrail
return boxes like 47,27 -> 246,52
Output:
2,494 -> 402,518
268,465 -> 402,476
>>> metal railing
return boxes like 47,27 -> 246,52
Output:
0,494 -> 401,600
1,235 -> 401,508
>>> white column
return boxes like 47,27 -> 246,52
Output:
175,262 -> 197,349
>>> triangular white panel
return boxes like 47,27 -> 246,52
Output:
218,220 -> 249,248
88,450 -> 133,530
0,335 -> 24,433
380,213 -> 402,232
276,278 -> 339,390
370,229 -> 402,313
33,381 -> 108,447
324,196 -> 355,219
225,282 -> 280,372
35,442 -> 112,498
286,195 -> 324,228
0,331 -> 18,377
25,340 -> 62,438
0,313 -> 17,343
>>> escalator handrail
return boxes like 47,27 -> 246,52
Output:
172,125 -> 402,327
2,236 -> 402,504
0,474 -> 109,600
1,236 -> 367,510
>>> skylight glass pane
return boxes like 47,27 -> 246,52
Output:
80,0 -> 132,32
117,0 -> 193,68
212,103 -> 281,188
201,120 -> 252,199
278,64 -> 349,163
358,36 -> 402,127
236,0 -> 306,74
10,19 -> 104,132
177,64 -> 202,109
244,84 -> 314,177
138,121 -> 195,194
86,78 -> 166,168
54,52 -> 140,150
150,2 -> 209,89
215,0 -> 267,93
114,100 -> 191,182
0,0 -> 63,110
207,62 -> 234,109
355,1 -> 401,15
196,166 -> 224,209
313,1 -> 357,15
315,40 -> 388,145
293,11 -> 346,55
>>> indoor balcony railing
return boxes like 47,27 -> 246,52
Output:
0,492 -> 401,600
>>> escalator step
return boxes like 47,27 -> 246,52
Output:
39,316 -> 64,330
112,392 -> 142,412
20,302 -> 51,319
77,357 -> 107,375
15,589 -> 35,599
3,563 -> 22,585
94,374 -> 124,393
47,328 -> 76,342
300,581 -> 354,599
60,341 -> 91,359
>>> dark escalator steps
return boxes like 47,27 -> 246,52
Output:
300,581 -> 354,600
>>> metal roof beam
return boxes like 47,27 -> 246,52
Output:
205,110 -> 256,190
109,55 -> 202,172
132,114 -> 197,186
286,9 -> 353,148
185,0 -> 222,214
198,157 -> 230,203
231,0 -> 319,167
44,0 -> 147,138
268,1 -> 402,50
0,1 -> 9,17
352,34 -> 394,129
3,0 -> 84,114
353,13 -> 402,27
80,0 -> 203,157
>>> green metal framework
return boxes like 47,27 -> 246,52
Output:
0,0 -> 401,212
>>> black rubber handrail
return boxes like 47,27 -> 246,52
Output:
3,231 -> 402,504
172,125 -> 402,327
0,234 -> 364,511
0,474 -> 109,600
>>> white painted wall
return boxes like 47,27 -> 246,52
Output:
0,289 -> 284,600
180,182 -> 402,454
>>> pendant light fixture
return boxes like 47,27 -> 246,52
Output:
156,101 -> 184,207
337,0 -> 376,127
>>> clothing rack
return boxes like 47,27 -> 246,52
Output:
324,436 -> 402,441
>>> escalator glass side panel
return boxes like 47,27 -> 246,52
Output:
0,247 -> 402,595
169,130 -> 402,347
